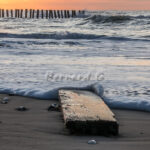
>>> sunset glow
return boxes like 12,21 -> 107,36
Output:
0,0 -> 150,10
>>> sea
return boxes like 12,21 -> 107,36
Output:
0,10 -> 150,112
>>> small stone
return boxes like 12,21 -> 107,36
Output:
1,101 -> 8,104
48,103 -> 60,111
3,97 -> 9,102
1,97 -> 9,104
88,140 -> 97,145
16,106 -> 28,111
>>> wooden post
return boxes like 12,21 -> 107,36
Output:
16,9 -> 19,18
37,9 -> 39,19
15,9 -> 17,18
49,10 -> 51,18
30,9 -> 32,18
67,10 -> 70,18
16,9 -> 18,18
41,10 -> 44,19
57,10 -> 60,18
18,9 -> 20,18
54,10 -> 57,18
64,10 -> 67,18
72,10 -> 74,17
0,9 -> 1,18
49,10 -> 53,18
11,9 -> 13,18
46,10 -> 48,19
17,9 -> 18,18
59,90 -> 119,135
2,9 -> 4,18
72,10 -> 76,17
25,9 -> 28,18
74,10 -> 76,17
20,9 -> 23,18
32,9 -> 35,18
48,10 -> 51,18
61,10 -> 63,18
6,10 -> 9,18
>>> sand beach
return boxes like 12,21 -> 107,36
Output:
0,94 -> 150,150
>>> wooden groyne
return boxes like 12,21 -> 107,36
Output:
0,9 -> 84,19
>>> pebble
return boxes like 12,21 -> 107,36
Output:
3,97 -> 9,101
88,140 -> 97,145
48,103 -> 60,111
1,97 -> 9,104
16,106 -> 28,111
1,101 -> 8,104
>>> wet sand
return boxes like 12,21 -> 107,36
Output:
0,94 -> 150,150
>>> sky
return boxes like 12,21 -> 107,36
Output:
0,0 -> 150,10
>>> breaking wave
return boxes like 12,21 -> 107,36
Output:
0,32 -> 150,41
0,32 -> 101,39
87,15 -> 131,23
84,14 -> 150,24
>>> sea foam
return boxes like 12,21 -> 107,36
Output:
0,83 -> 150,112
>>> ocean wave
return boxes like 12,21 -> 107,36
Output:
0,32 -> 101,40
84,14 -> 150,24
86,15 -> 131,23
0,32 -> 150,42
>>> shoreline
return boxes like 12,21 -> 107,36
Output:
0,94 -> 150,150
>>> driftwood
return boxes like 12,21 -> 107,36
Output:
59,90 -> 119,135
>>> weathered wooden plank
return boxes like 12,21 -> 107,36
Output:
59,90 -> 119,135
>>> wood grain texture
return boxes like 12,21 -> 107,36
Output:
59,90 -> 119,135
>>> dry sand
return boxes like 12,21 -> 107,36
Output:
0,94 -> 150,150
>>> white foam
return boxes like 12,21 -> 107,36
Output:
0,83 -> 150,112
0,83 -> 102,100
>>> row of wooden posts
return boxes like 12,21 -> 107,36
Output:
0,9 -> 84,19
